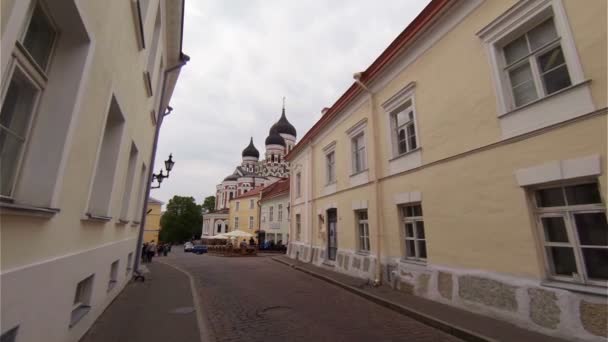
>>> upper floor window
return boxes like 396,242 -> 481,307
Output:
234,217 -> 239,229
295,172 -> 301,198
278,204 -> 283,222
326,151 -> 336,184
249,199 -> 254,209
235,201 -> 240,211
269,206 -> 274,222
502,18 -> 570,108
392,101 -> 417,156
249,216 -> 254,229
401,204 -> 426,262
533,182 -> 606,286
351,133 -> 366,174
1,3 -> 57,198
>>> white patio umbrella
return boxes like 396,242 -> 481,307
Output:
209,234 -> 229,239
222,230 -> 254,238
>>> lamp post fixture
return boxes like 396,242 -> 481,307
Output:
151,154 -> 174,189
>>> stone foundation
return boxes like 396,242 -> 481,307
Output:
288,243 -> 376,280
388,259 -> 607,342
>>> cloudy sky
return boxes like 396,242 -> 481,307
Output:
152,0 -> 431,206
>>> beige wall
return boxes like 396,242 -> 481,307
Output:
229,195 -> 260,238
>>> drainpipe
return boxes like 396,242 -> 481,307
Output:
353,72 -> 384,286
308,145 -> 314,262
133,55 -> 189,273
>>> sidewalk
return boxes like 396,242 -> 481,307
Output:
80,262 -> 200,342
273,255 -> 567,342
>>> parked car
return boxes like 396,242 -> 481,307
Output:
184,242 -> 193,252
192,245 -> 208,255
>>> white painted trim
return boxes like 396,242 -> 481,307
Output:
393,191 -> 422,205
349,170 -> 369,188
381,81 -> 416,112
515,154 -> 601,186
388,148 -> 422,176
345,118 -> 368,137
351,200 -> 368,211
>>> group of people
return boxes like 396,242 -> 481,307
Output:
141,241 -> 172,263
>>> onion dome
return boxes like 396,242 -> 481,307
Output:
265,126 -> 286,146
273,106 -> 297,137
241,137 -> 260,159
223,173 -> 239,181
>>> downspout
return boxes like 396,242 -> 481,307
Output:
353,72 -> 384,286
308,144 -> 314,262
133,55 -> 189,273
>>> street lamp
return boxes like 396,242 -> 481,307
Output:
151,154 -> 175,189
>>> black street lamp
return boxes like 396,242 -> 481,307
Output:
151,154 -> 175,189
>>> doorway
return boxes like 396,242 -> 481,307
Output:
327,208 -> 337,261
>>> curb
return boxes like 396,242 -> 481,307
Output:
272,256 -> 495,342
156,260 -> 215,342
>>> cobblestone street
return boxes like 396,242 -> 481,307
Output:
162,250 -> 462,342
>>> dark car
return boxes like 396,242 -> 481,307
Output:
192,245 -> 208,255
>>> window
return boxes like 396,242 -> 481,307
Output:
119,143 -> 139,221
277,233 -> 283,243
249,199 -> 254,209
295,214 -> 301,241
108,260 -> 119,291
71,274 -> 94,328
533,182 -> 606,286
401,204 -> 426,261
357,210 -> 370,252
0,326 -> 19,342
351,133 -> 366,173
126,252 -> 133,275
0,3 -> 57,197
278,204 -> 283,222
295,172 -> 302,198
269,206 -> 274,222
392,101 -> 417,155
249,216 -> 253,229
501,18 -> 571,107
234,217 -> 239,229
235,201 -> 239,211
87,97 -> 125,218
326,151 -> 336,184
132,163 -> 147,222
143,6 -> 161,97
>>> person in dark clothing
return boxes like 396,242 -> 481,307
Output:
141,243 -> 148,263
249,237 -> 255,246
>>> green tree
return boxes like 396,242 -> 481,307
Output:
202,195 -> 216,213
159,196 -> 202,243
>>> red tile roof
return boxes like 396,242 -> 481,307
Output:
261,178 -> 290,201
233,186 -> 264,200
286,0 -> 450,161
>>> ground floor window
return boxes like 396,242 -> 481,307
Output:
401,204 -> 426,262
295,214 -> 301,241
533,181 -> 607,285
357,210 -> 370,252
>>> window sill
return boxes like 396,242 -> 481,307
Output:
350,169 -> 369,178
389,147 -> 422,162
107,280 -> 117,292
541,280 -> 606,297
143,71 -> 153,97
498,80 -> 591,118
356,251 -> 370,256
399,258 -> 427,267
83,213 -> 112,222
117,219 -> 130,225
69,305 -> 91,328
131,221 -> 141,227
0,201 -> 60,218
130,0 -> 145,50
322,261 -> 336,267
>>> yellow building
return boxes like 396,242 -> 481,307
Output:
0,1 -> 187,341
228,187 -> 263,241
287,0 -> 606,340
143,197 -> 164,243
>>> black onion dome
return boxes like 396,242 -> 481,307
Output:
273,107 -> 297,137
241,137 -> 260,159
223,173 -> 239,181
265,126 -> 286,146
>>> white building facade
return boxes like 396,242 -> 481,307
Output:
0,1 -> 186,341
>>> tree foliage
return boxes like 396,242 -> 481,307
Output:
202,195 -> 216,213
159,196 -> 202,243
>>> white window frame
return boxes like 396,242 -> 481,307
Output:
531,181 -> 606,287
0,1 -> 58,199
381,82 -> 420,160
401,204 -> 426,263
248,216 -> 254,229
346,119 -> 368,175
325,150 -> 336,185
234,217 -> 239,230
278,204 -> 283,222
477,0 -> 587,115
108,260 -> 119,291
249,199 -> 254,209
235,201 -> 239,211
357,210 -> 370,252
269,206 -> 274,222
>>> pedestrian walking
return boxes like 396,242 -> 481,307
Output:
163,243 -> 169,256
157,244 -> 164,257
147,242 -> 156,262
142,243 -> 148,263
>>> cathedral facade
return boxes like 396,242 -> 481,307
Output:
214,106 -> 296,211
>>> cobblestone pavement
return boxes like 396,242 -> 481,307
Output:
163,250 -> 462,342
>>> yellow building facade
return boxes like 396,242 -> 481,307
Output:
287,0 -> 606,340
0,1 -> 187,341
143,197 -> 164,243
228,187 -> 263,241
